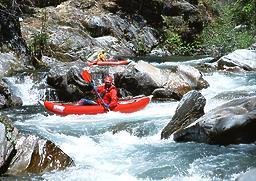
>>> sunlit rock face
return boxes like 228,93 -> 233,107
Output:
112,61 -> 208,99
17,0 -> 212,62
217,49 -> 256,71
17,0 -> 67,8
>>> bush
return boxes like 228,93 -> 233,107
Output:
232,0 -> 256,28
201,2 -> 255,55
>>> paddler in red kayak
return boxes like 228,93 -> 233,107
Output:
96,50 -> 106,63
88,50 -> 107,66
95,76 -> 118,110
78,76 -> 118,110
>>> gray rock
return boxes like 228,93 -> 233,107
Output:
0,116 -> 74,176
217,49 -> 256,71
174,96 -> 256,145
161,90 -> 206,139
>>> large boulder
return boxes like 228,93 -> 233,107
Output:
46,66 -> 93,102
217,49 -> 256,71
114,61 -> 166,96
0,116 -> 74,176
7,136 -> 73,175
173,96 -> 256,145
161,90 -> 206,139
112,61 -> 209,100
153,64 -> 209,100
0,117 -> 18,174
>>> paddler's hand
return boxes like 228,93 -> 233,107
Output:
103,103 -> 110,110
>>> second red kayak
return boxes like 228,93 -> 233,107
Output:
87,59 -> 130,66
43,96 -> 152,116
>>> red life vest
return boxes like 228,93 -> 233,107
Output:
96,84 -> 118,109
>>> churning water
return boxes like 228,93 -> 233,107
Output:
2,58 -> 256,181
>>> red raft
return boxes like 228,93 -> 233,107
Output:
43,96 -> 152,116
87,59 -> 130,66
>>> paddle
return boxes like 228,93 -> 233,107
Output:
81,69 -> 110,111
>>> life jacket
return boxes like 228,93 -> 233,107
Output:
97,52 -> 106,62
96,84 -> 118,109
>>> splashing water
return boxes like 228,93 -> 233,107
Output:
3,68 -> 256,181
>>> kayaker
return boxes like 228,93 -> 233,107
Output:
96,50 -> 106,63
96,76 -> 118,110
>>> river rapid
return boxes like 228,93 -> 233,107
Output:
1,57 -> 256,181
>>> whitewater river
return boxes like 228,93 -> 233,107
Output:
1,58 -> 256,181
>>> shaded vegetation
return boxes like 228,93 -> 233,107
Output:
201,0 -> 255,56
163,0 -> 255,56
28,9 -> 49,68
232,0 -> 256,28
163,16 -> 201,56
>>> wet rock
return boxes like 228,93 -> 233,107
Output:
0,80 -> 23,109
7,136 -> 74,175
46,66 -> 93,102
174,96 -> 256,145
113,61 -> 208,99
217,49 -> 256,71
176,65 -> 209,90
153,64 -> 208,100
0,117 -> 18,174
0,52 -> 32,78
161,90 -> 206,139
114,61 -> 165,96
153,88 -> 182,101
0,116 -> 74,176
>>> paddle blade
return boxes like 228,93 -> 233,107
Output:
81,70 -> 92,83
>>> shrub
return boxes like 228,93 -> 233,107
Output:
201,2 -> 255,55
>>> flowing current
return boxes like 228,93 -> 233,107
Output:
2,58 -> 256,181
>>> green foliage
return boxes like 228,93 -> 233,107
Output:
0,0 -> 10,7
162,16 -> 201,55
135,36 -> 150,55
201,2 -> 255,54
30,33 -> 49,56
28,9 -> 49,68
164,29 -> 201,55
165,30 -> 183,50
232,0 -> 256,27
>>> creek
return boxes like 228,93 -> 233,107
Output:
1,56 -> 256,181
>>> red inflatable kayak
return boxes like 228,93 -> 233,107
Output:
43,96 -> 152,116
87,59 -> 130,66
